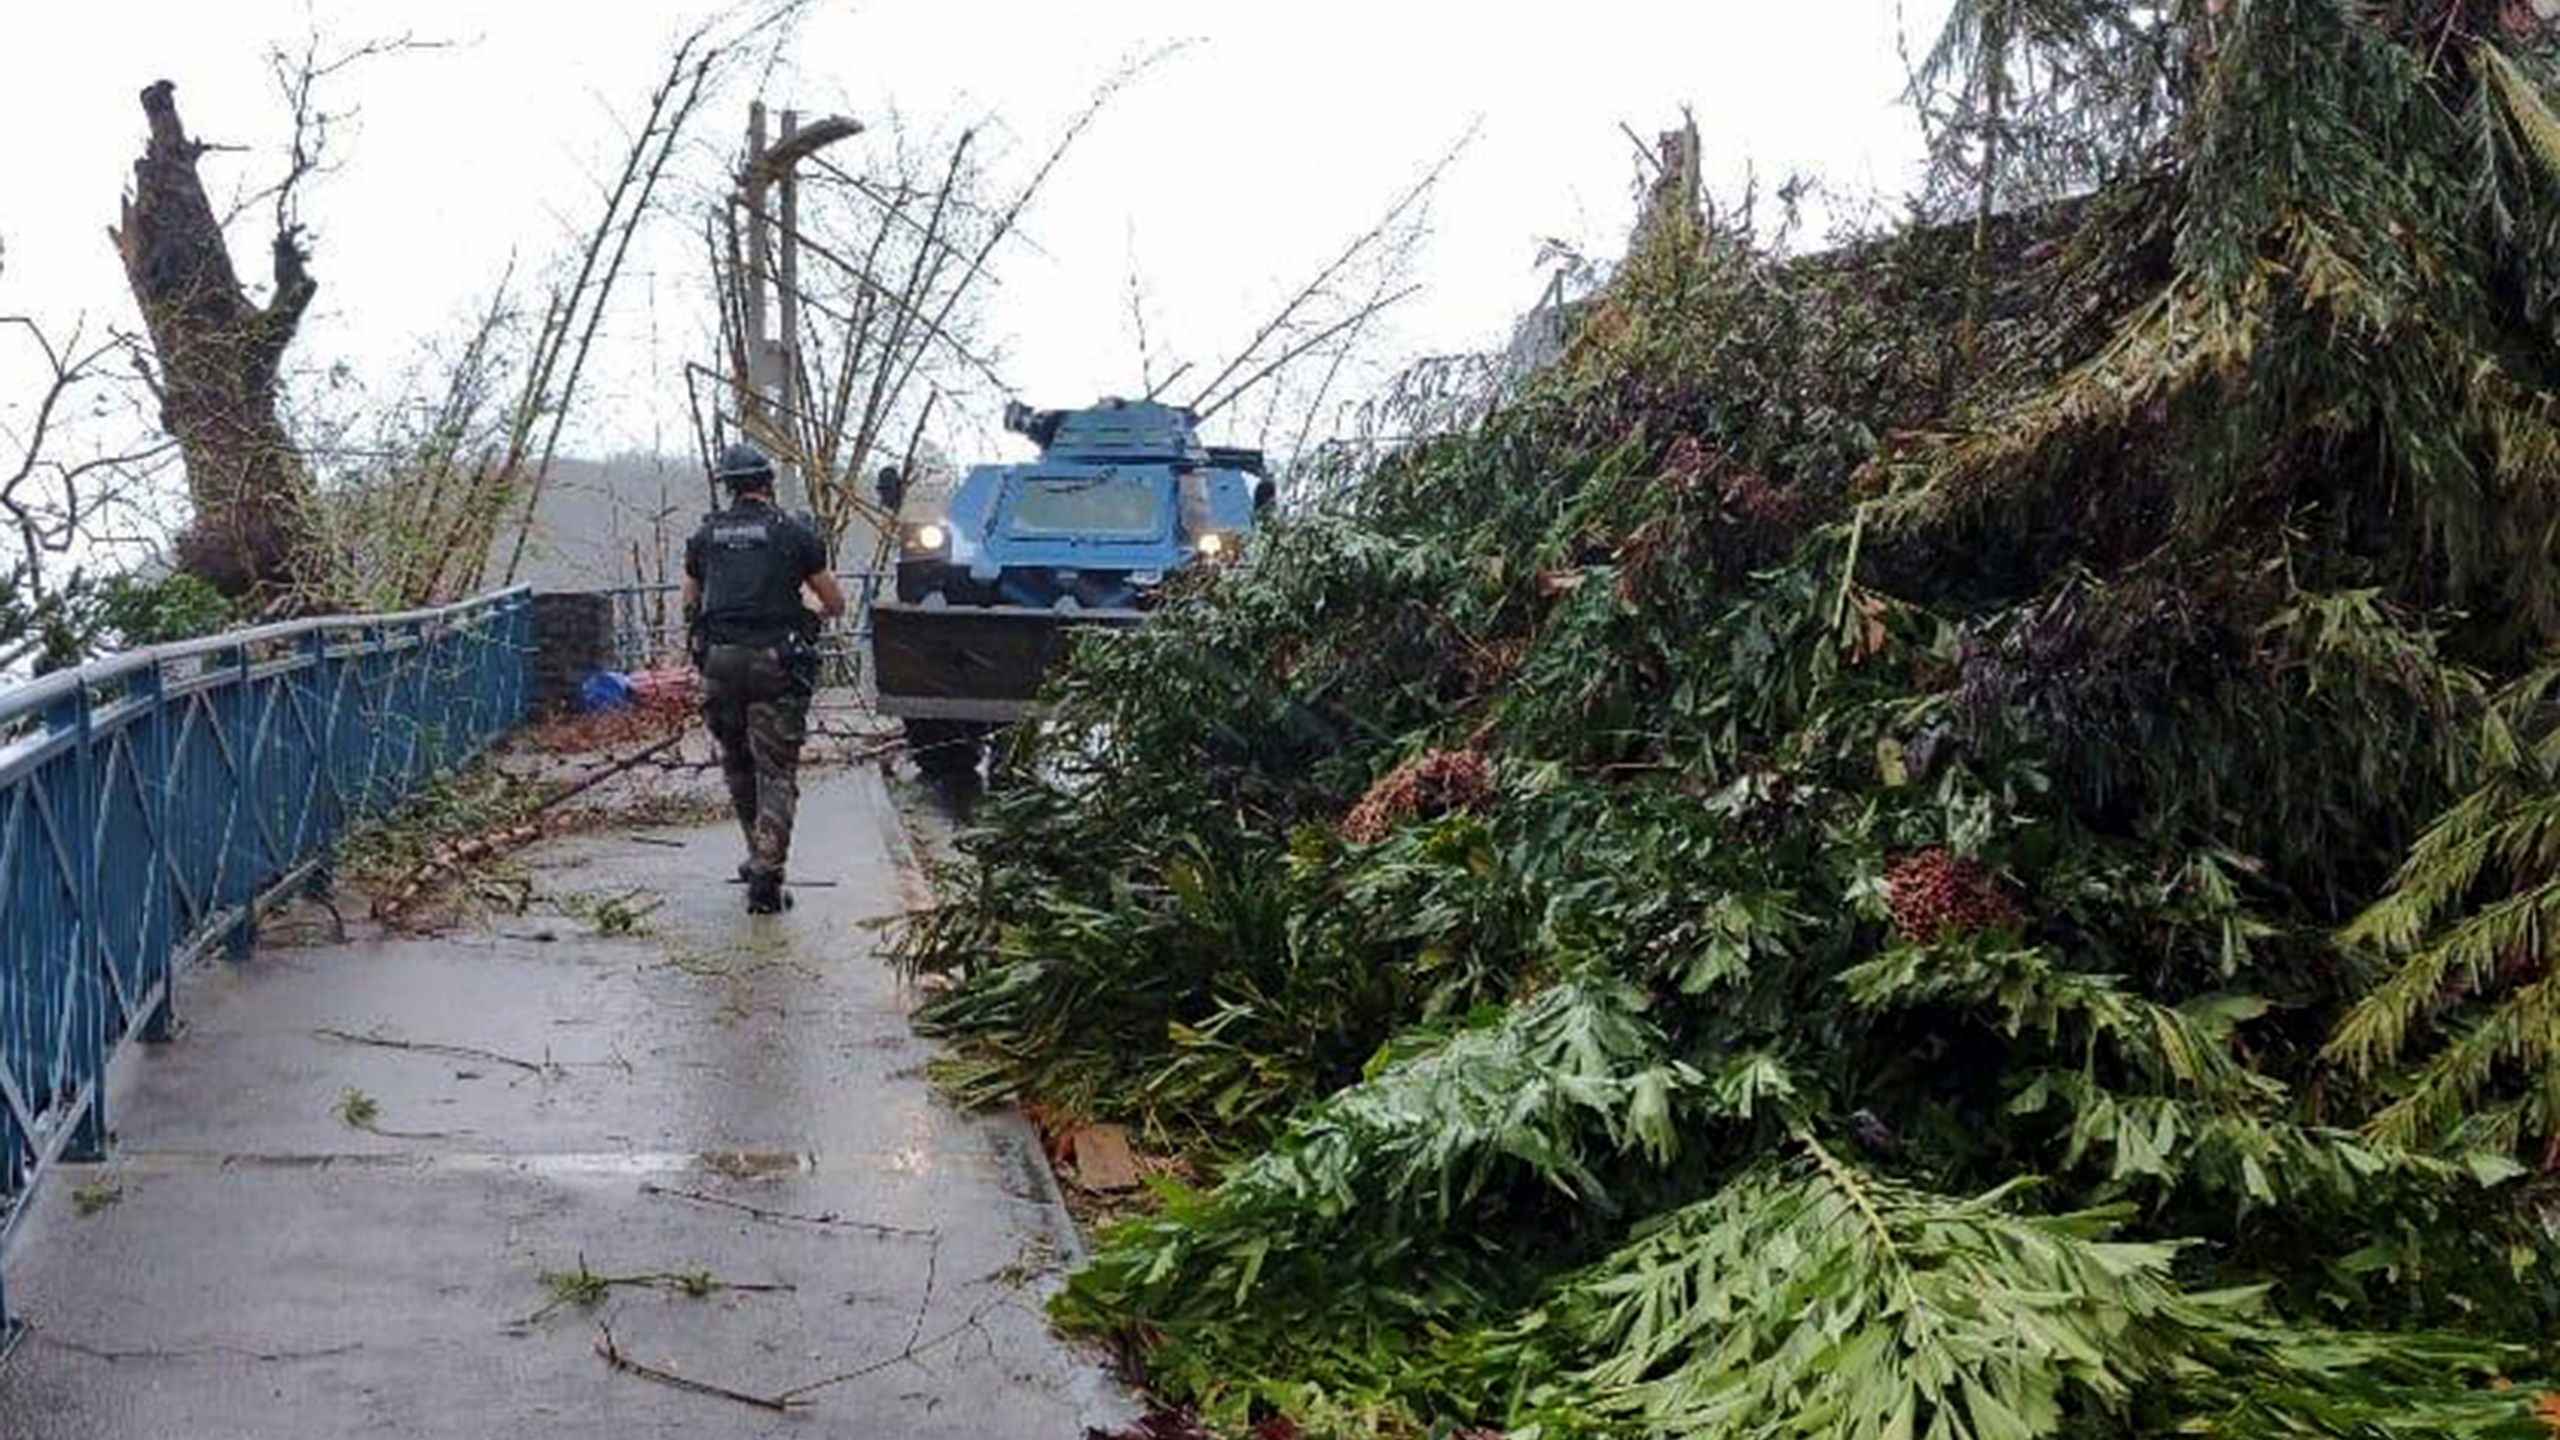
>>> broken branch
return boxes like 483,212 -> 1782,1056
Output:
594,1324 -> 803,1414
1189,127 -> 1471,413
773,1296 -> 1010,1402
311,1027 -> 560,1079
637,1181 -> 933,1238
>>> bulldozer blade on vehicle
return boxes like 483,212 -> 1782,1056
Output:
869,597 -> 1144,721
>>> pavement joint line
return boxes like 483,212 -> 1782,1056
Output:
96,1148 -> 1004,1178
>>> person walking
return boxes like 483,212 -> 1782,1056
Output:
681,444 -> 847,912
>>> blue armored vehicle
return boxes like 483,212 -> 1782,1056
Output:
869,397 -> 1271,774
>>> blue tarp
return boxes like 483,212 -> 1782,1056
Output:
576,670 -> 636,714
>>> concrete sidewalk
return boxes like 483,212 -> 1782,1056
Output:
0,767 -> 1130,1439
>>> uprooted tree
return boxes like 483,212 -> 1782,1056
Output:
899,2 -> 2560,1436
113,80 -> 316,600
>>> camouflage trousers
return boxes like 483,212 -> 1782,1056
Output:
700,642 -> 812,881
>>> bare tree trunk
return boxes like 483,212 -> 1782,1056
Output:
1958,8 -> 2011,379
112,81 -> 316,599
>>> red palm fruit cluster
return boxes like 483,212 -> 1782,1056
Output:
1341,749 -> 1494,844
1885,848 -> 2020,942
1660,434 -> 1718,493
1722,468 -> 1812,531
1661,434 -> 1809,531
1458,636 -> 1531,694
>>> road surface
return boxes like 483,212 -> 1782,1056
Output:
0,764 -> 1130,1439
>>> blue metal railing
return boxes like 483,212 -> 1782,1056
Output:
0,587 -> 532,1341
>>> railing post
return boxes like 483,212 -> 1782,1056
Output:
0,1253 -> 17,1358
46,683 -> 108,1163
354,622 -> 386,819
463,608 -> 491,752
132,660 -> 177,1043
507,591 -> 533,732
402,619 -> 430,786
299,628 -> 333,860
218,641 -> 257,963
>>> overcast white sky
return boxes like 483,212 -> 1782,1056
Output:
2,1 -> 1941,468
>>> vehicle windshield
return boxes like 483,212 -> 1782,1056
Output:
1003,476 -> 1162,538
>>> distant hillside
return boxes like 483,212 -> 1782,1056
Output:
491,451 -> 915,594
489,453 -> 711,593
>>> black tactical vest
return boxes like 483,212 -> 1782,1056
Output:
686,499 -> 825,645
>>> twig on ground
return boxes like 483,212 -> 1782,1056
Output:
314,1027 -> 561,1079
903,1237 -> 941,1356
332,1084 -> 470,1141
308,888 -> 350,942
528,1257 -> 796,1326
773,1295 -> 1011,1402
38,1331 -> 363,1366
637,1181 -> 933,1238
594,1323 -> 804,1413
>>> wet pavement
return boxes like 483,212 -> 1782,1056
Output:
0,764 -> 1133,1439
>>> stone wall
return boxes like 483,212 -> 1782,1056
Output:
528,591 -> 614,716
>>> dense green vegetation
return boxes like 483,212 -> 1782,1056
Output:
901,3 -> 2560,1434
2,570 -> 234,673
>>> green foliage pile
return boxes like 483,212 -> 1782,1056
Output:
901,4 -> 2560,1434
338,761 -> 535,895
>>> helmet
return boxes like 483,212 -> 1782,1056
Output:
713,443 -> 776,489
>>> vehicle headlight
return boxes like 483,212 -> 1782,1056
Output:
911,522 -> 948,551
1195,532 -> 1231,560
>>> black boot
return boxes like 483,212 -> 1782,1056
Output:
746,871 -> 791,914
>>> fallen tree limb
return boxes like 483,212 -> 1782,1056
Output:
371,734 -> 688,923
542,733 -> 688,810
370,821 -> 545,922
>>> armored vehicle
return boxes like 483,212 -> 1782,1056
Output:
869,397 -> 1270,774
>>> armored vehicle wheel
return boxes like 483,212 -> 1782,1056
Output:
904,718 -> 983,777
